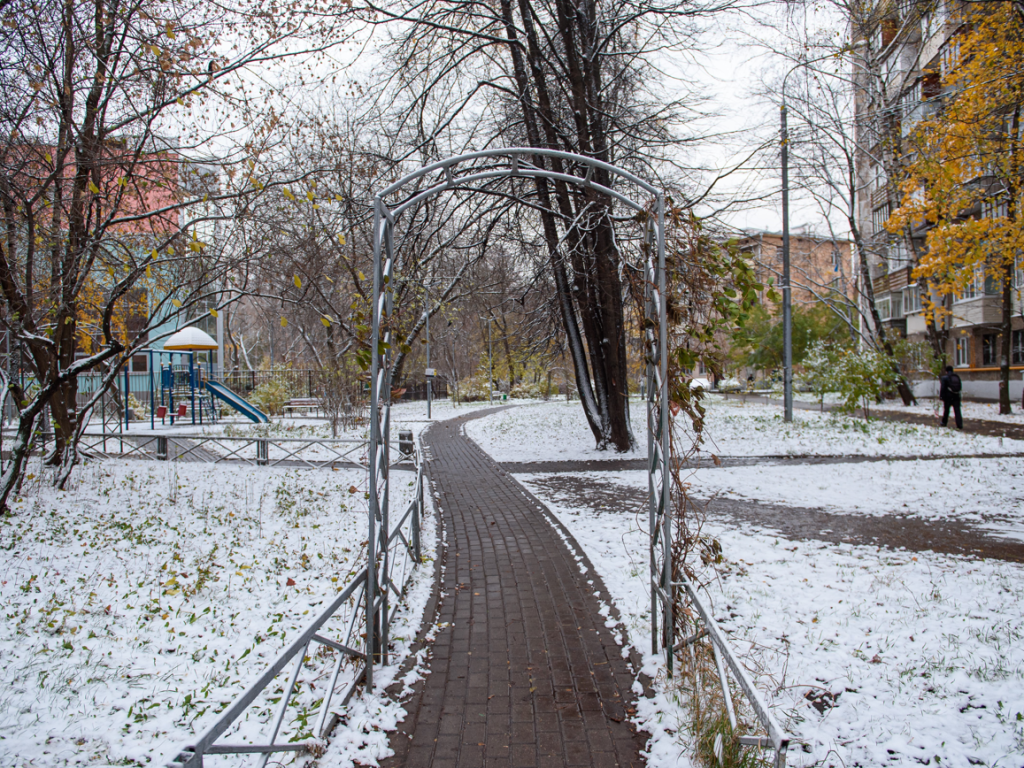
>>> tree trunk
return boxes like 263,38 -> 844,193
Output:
999,259 -> 1014,414
854,233 -> 916,406
497,0 -> 633,451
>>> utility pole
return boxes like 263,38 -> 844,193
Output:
781,99 -> 794,423
780,52 -> 841,423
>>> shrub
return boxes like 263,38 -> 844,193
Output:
455,375 -> 492,402
249,378 -> 292,416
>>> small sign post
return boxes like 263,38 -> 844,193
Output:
425,368 -> 435,418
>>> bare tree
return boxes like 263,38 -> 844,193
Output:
353,0 -> 744,450
0,0 -> 353,510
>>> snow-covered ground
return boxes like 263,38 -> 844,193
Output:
466,396 -> 1024,460
463,398 -> 1024,768
683,398 -> 1023,457
760,390 -> 1024,425
870,396 -> 1024,425
0,441 -> 431,766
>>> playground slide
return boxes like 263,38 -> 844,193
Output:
205,381 -> 270,423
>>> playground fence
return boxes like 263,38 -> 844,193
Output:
3,369 -> 449,423
77,433 -> 373,468
167,450 -> 426,767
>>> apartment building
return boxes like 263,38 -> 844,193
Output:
736,230 -> 855,308
854,0 -> 1024,400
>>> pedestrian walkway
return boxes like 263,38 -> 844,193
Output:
382,408 -> 647,768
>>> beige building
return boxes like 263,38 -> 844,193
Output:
736,231 -> 855,309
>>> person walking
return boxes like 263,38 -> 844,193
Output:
939,365 -> 963,429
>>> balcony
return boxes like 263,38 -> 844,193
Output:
951,295 -> 1001,327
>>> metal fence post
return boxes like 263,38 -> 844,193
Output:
157,436 -> 168,461
257,439 -> 268,465
412,466 -> 422,562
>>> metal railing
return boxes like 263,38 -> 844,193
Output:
75,432 -> 371,469
167,450 -> 425,768
672,578 -> 791,766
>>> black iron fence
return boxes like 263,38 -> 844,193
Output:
394,378 -> 449,402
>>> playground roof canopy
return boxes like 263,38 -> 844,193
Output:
164,326 -> 217,351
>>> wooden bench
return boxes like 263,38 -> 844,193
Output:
282,397 -> 321,416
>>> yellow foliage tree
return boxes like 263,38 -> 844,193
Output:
890,3 -> 1024,413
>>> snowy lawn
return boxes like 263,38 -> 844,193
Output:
465,397 -> 1024,462
0,456 -> 430,768
694,398 -> 1024,457
462,398 -> 1024,768
760,391 -> 1024,425
464,399 -> 647,461
687,457 -> 1024,541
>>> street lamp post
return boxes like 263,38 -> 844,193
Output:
425,283 -> 432,419
487,317 -> 494,401
780,51 -> 844,423
780,98 -> 794,423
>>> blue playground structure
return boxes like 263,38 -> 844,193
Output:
141,327 -> 268,428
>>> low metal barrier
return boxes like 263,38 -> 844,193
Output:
670,578 -> 791,766
75,433 -> 371,469
167,454 -> 425,767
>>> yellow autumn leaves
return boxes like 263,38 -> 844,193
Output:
888,3 -> 1024,306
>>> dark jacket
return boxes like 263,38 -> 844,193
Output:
939,372 -> 962,403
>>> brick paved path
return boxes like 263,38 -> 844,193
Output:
382,409 -> 647,768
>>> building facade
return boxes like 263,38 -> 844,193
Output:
853,0 -> 1024,400
736,230 -> 855,308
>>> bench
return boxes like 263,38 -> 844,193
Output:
282,397 -> 321,416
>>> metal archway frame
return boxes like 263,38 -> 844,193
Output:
366,147 -> 673,684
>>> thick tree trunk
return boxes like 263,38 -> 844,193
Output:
854,234 -> 916,406
499,0 -> 632,451
999,259 -> 1014,414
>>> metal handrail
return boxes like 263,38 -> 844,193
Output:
667,578 -> 792,767
163,445 -> 426,767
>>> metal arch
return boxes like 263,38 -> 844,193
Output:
367,147 -> 671,690
377,147 -> 661,202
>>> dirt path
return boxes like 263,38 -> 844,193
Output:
519,463 -> 1024,564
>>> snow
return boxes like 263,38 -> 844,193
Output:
0,421 -> 435,766
688,457 -> 1024,540
7,392 -> 1022,767
465,396 -> 1024,462
692,398 -> 1023,457
461,397 -> 1024,768
464,399 -> 646,461
762,391 -> 1024,425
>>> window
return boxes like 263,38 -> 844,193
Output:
877,295 -> 892,321
941,36 -> 961,78
872,204 -> 891,236
131,354 -> 148,372
831,245 -> 842,273
955,337 -> 969,367
903,285 -> 922,314
888,240 -> 909,270
956,269 -> 995,301
982,198 -> 1008,220
982,334 -> 999,366
1013,329 -> 1024,365
890,290 -> 904,318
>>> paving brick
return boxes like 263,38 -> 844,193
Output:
379,408 -> 647,768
